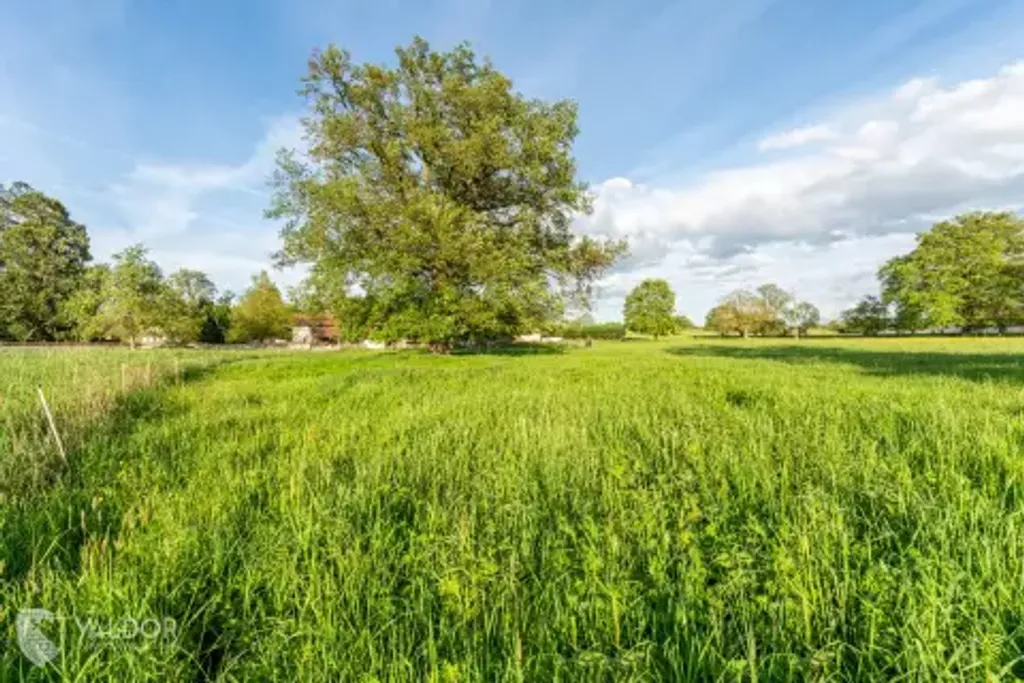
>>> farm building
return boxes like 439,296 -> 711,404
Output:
291,314 -> 339,346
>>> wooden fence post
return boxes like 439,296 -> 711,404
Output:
36,385 -> 68,465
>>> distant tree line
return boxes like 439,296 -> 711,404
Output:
838,212 -> 1024,335
544,321 -> 627,340
615,279 -> 820,340
0,182 -> 293,346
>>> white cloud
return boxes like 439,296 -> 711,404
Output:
101,116 -> 305,293
583,60 -> 1024,320
109,115 -> 302,236
758,124 -> 838,151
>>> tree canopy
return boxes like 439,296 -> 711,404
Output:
783,301 -> 821,337
839,295 -> 890,336
0,181 -> 252,347
161,269 -> 219,344
704,284 -> 819,337
268,37 -> 625,349
62,264 -> 110,342
90,245 -> 167,349
755,283 -> 792,335
674,314 -> 695,330
0,182 -> 91,341
879,212 -> 1024,332
229,272 -> 292,343
623,279 -> 676,339
704,289 -> 769,337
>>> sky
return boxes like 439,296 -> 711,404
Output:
2,0 -> 1024,321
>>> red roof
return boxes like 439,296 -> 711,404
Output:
293,313 -> 338,341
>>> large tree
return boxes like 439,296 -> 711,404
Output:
839,295 -> 890,336
269,37 -> 624,350
63,264 -> 111,341
704,304 -> 738,337
706,289 -> 773,337
755,283 -> 792,335
229,272 -> 292,343
623,279 -> 676,339
782,300 -> 821,338
160,268 -> 218,344
879,257 -> 927,334
0,182 -> 91,340
880,212 -> 1024,332
91,245 -> 166,349
200,292 -> 235,344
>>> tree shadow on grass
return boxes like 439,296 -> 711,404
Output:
452,342 -> 568,356
665,343 -> 1024,384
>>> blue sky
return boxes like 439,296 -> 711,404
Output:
2,0 -> 1024,320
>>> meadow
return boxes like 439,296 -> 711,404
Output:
1,337 -> 1024,681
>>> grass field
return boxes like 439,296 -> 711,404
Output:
2,338 -> 1024,681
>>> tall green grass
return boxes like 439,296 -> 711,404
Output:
2,338 -> 1024,681
0,347 -> 250,500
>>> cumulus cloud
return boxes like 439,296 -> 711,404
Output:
581,61 -> 1024,319
758,124 -> 837,151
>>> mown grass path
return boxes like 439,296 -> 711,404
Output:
2,339 -> 1024,681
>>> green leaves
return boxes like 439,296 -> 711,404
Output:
839,296 -> 890,336
270,37 -> 624,346
62,264 -> 111,341
623,279 -> 677,339
784,301 -> 820,336
229,272 -> 292,343
0,183 -> 91,341
880,212 -> 1024,331
60,248 -> 229,347
90,245 -> 166,348
160,269 -> 220,344
705,285 -> 818,337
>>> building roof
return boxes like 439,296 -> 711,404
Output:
292,313 -> 338,340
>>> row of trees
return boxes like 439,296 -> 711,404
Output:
0,182 -> 293,346
13,36 -> 1015,347
621,278 -> 822,339
704,284 -> 820,337
840,212 -> 1024,335
624,212 -> 1022,339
